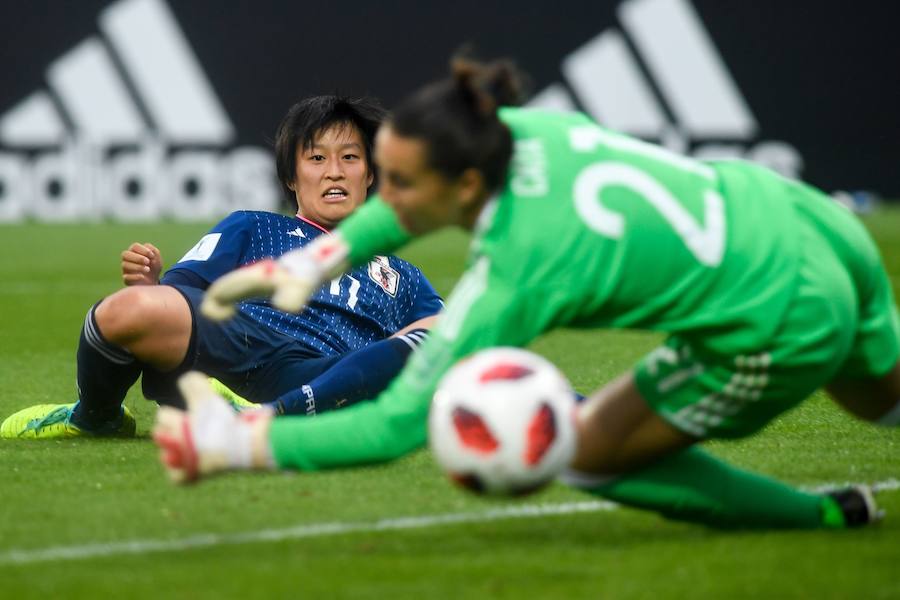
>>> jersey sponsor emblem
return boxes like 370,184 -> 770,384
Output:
287,226 -> 306,238
368,256 -> 399,297
178,232 -> 221,262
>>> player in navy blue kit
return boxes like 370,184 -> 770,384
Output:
147,210 -> 440,412
1,95 -> 442,439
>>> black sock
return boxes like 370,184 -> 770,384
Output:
70,303 -> 142,430
269,329 -> 428,416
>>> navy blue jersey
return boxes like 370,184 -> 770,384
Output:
161,211 -> 442,356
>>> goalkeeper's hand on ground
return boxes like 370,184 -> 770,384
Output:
200,234 -> 350,321
153,372 -> 275,484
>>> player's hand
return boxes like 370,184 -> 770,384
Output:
200,234 -> 350,321
121,242 -> 163,286
153,372 -> 274,484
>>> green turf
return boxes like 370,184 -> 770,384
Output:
1,207 -> 899,599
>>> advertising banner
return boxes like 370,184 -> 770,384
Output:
0,0 -> 896,222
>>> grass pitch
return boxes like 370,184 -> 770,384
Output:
0,207 -> 898,599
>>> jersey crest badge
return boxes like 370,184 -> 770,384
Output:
368,256 -> 399,297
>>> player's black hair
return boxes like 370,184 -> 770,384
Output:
275,95 -> 386,202
388,55 -> 526,193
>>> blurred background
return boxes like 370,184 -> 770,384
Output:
0,0 -> 897,223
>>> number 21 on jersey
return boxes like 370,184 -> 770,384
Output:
568,125 -> 726,267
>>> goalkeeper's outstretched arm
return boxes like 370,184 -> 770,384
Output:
156,263 -> 551,479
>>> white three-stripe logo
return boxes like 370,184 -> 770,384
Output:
0,0 -> 233,146
529,0 -> 757,140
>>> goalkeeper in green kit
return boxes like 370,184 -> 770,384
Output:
154,57 -> 900,530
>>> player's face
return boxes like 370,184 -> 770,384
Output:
291,123 -> 374,229
375,125 -> 485,235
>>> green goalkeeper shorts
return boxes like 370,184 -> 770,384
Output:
634,194 -> 899,440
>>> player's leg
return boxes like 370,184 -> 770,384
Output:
567,230 -> 887,530
265,329 -> 429,415
93,285 -> 192,370
828,360 -> 900,424
565,369 -> 843,529
0,285 -> 192,438
140,285 -> 275,408
213,322 -> 432,414
823,252 -> 900,424
571,370 -> 695,472
73,286 -> 192,428
141,287 -> 427,412
799,179 -> 900,424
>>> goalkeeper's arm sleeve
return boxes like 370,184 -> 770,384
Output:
268,261 -> 548,471
337,196 -> 412,267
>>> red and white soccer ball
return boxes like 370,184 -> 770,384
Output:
428,347 -> 578,496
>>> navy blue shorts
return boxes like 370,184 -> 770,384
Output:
141,285 -> 342,407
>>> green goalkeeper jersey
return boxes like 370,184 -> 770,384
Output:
270,107 -> 811,470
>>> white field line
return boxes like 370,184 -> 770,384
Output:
813,478 -> 900,494
0,500 -> 616,566
2,478 -> 897,567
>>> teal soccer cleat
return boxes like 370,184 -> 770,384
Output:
0,402 -> 136,439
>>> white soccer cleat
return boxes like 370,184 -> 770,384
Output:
153,372 -> 274,484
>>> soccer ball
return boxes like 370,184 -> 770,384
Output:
428,347 -> 578,496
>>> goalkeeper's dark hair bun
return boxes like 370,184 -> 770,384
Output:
450,55 -> 525,117
389,55 -> 527,193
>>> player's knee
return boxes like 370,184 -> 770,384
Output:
874,399 -> 900,426
570,424 -> 634,474
871,362 -> 900,426
828,361 -> 900,424
570,447 -> 632,475
95,287 -> 167,345
882,360 -> 900,398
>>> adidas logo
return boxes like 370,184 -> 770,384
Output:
287,227 -> 306,239
0,0 -> 278,223
528,0 -> 802,179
